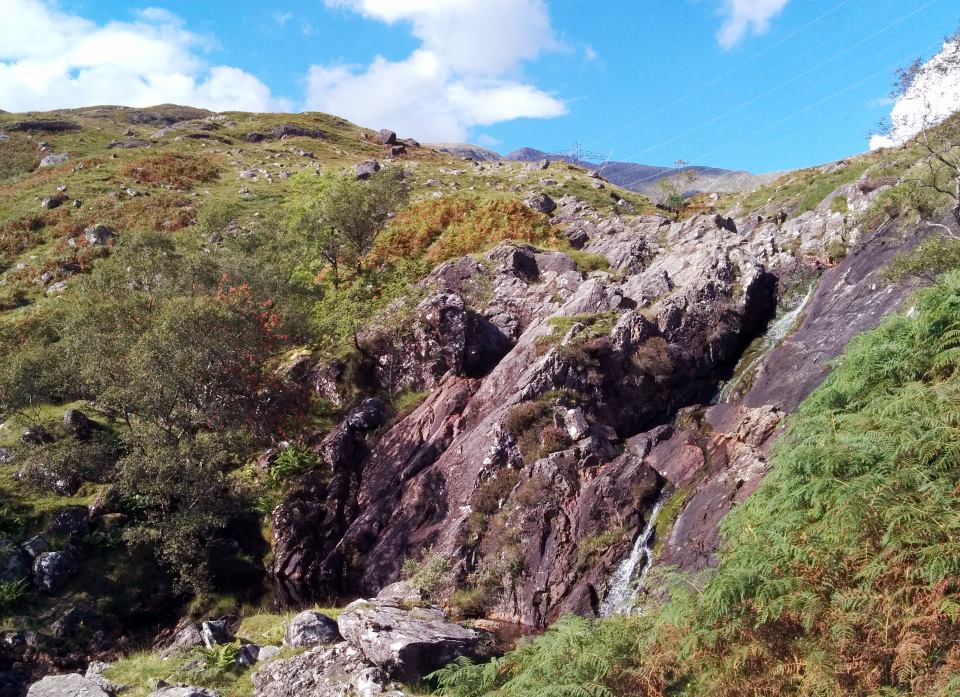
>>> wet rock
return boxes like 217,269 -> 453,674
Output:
283,610 -> 340,648
337,600 -> 491,682
33,551 -> 79,593
27,674 -> 109,697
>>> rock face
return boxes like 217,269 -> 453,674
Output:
336,600 -> 491,682
270,180 -> 928,626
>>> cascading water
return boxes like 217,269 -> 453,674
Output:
716,280 -> 817,403
599,492 -> 668,616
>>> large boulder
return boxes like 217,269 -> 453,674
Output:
376,129 -> 397,145
283,610 -> 340,648
522,192 -> 556,214
252,642 -> 406,697
33,551 -> 79,593
355,160 -> 381,180
336,600 -> 491,682
27,674 -> 109,697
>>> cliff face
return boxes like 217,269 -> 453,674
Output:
270,173 -> 927,626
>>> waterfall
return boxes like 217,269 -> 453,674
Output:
599,492 -> 668,617
717,280 -> 817,403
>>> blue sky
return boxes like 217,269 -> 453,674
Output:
0,0 -> 957,172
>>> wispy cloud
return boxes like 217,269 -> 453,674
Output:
717,0 -> 790,49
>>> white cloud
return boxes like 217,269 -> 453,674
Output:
717,0 -> 790,49
583,45 -> 599,62
0,0 -> 290,112
311,0 -> 565,141
870,39 -> 960,150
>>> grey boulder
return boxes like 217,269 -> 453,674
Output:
27,674 -> 109,697
523,192 -> 556,214
39,154 -> 69,168
336,600 -> 491,682
284,610 -> 341,648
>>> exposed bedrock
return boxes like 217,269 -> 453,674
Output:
271,185 -> 926,624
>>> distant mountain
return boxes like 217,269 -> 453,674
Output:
503,147 -> 777,195
429,142 -> 502,161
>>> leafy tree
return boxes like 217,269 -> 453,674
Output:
652,160 -> 698,214
876,28 -> 960,236
289,169 -> 409,285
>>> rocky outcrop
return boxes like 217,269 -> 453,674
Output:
26,673 -> 109,697
336,600 -> 491,682
270,183 -> 929,625
252,642 -> 406,697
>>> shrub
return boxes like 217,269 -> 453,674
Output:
0,579 -> 28,612
401,550 -> 452,602
266,445 -> 324,487
566,250 -> 610,273
122,153 -> 220,188
882,236 -> 960,284
369,196 -> 561,267
0,135 -> 39,182
829,195 -> 849,213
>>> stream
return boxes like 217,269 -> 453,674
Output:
716,279 -> 817,403
599,491 -> 668,616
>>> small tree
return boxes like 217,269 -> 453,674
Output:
875,28 -> 960,236
291,169 -> 409,285
653,160 -> 698,214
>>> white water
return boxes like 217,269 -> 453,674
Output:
599,493 -> 668,616
716,281 -> 816,403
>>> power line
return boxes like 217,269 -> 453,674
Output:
584,0 -> 857,150
609,0 -> 943,169
614,37 -> 946,194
